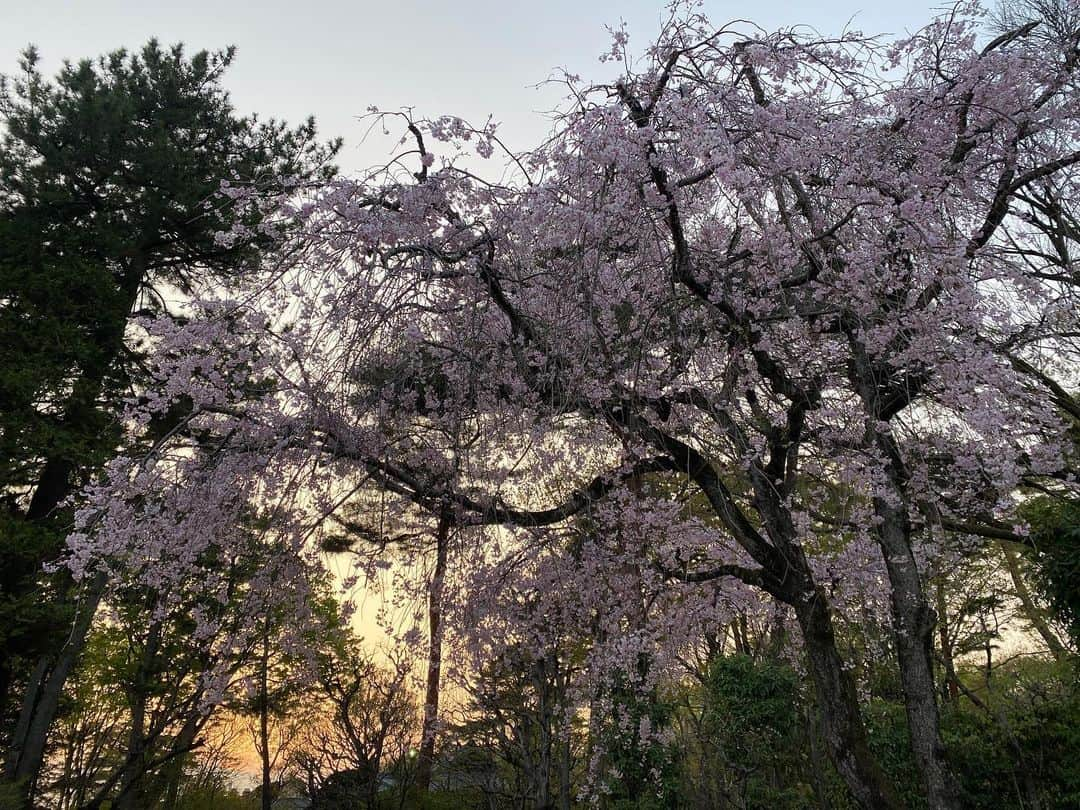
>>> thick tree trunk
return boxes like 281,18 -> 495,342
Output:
644,425 -> 903,810
24,267 -> 140,523
415,513 -> 450,795
794,590 -> 903,810
804,704 -> 834,810
742,456 -> 901,809
876,500 -> 961,810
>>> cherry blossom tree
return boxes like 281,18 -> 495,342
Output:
66,2 -> 1080,807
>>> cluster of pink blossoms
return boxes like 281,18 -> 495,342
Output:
64,1 -> 1080,795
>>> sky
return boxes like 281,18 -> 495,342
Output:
2,0 -> 949,175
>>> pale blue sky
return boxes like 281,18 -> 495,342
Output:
2,0 -> 946,173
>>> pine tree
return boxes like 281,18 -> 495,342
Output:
0,40 -> 339,802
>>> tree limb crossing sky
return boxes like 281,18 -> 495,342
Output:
2,0 -> 942,174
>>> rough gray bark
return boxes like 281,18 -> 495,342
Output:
556,662 -> 573,810
876,502 -> 960,810
557,733 -> 572,810
794,589 -> 903,810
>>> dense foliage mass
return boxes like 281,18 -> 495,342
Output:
2,1 -> 1080,809
0,39 -> 338,808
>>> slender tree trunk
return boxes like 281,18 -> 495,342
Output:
3,377 -> 108,806
794,590 -> 903,810
6,573 -> 105,805
533,657 -> 553,810
101,707 -> 204,810
936,581 -> 959,703
366,747 -> 380,810
141,716 -> 202,810
415,513 -> 450,795
113,617 -> 163,810
3,656 -> 48,782
0,662 -> 11,736
162,750 -> 185,810
260,628 -> 273,810
557,733 -> 571,810
737,613 -> 751,656
1001,541 -> 1068,660
556,663 -> 572,810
